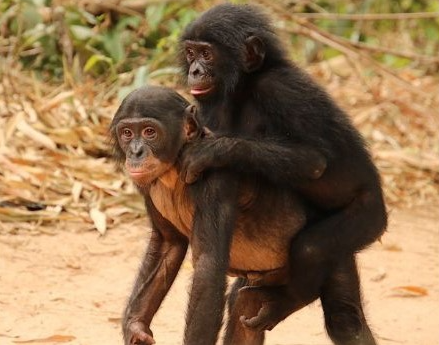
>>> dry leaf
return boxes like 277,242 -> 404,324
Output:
71,181 -> 83,203
383,243 -> 402,252
370,268 -> 387,282
90,207 -> 107,235
16,116 -> 57,151
13,334 -> 76,343
391,285 -> 428,297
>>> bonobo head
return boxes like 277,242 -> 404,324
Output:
110,85 -> 201,186
179,3 -> 288,99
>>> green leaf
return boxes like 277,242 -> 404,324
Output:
102,31 -> 124,62
133,66 -> 150,87
146,4 -> 166,31
84,54 -> 112,72
21,2 -> 43,30
78,8 -> 98,25
70,25 -> 94,41
118,66 -> 150,100
116,16 -> 141,31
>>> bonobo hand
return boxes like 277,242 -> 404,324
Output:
238,286 -> 302,333
180,137 -> 234,184
125,320 -> 155,345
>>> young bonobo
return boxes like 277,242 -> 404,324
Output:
177,3 -> 386,345
112,86 -> 308,345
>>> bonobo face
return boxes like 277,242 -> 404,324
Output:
184,40 -> 217,98
116,117 -> 176,185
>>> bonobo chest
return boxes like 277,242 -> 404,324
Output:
148,169 -> 306,279
149,169 -> 193,237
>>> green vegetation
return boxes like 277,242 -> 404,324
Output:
1,0 -> 438,86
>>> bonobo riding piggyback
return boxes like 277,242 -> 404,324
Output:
177,3 -> 387,345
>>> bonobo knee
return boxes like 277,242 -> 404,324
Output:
360,190 -> 388,242
290,241 -> 324,267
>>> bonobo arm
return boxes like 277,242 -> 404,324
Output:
180,137 -> 327,185
123,197 -> 188,345
183,171 -> 239,345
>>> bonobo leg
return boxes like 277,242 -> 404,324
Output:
241,256 -> 377,345
321,256 -> 377,345
224,278 -> 265,345
242,192 -> 386,332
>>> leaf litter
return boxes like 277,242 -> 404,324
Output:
0,58 -> 438,234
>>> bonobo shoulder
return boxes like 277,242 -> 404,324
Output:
252,69 -> 325,115
254,66 -> 324,98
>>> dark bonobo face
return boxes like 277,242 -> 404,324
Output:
181,38 -> 265,100
184,40 -> 217,97
116,117 -> 174,185
110,86 -> 201,185
179,6 -> 267,100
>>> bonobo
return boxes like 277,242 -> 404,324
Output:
113,86 -> 308,345
177,3 -> 387,345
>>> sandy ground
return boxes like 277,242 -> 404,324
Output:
0,206 -> 438,345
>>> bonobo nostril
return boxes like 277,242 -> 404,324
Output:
134,146 -> 145,158
134,148 -> 143,158
190,68 -> 200,77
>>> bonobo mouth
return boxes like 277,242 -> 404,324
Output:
128,169 -> 149,180
190,86 -> 214,96
126,165 -> 153,181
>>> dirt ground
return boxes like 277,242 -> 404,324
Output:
1,206 -> 438,345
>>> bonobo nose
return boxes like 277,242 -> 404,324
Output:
130,142 -> 146,159
190,68 -> 200,77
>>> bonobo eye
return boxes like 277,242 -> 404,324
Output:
201,49 -> 212,61
121,128 -> 133,141
142,126 -> 157,140
186,48 -> 195,61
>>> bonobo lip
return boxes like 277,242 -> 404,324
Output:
126,167 -> 150,179
190,86 -> 214,96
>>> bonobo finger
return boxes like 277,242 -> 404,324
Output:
185,169 -> 201,184
202,127 -> 215,138
238,285 -> 271,301
240,306 -> 273,332
311,154 -> 327,179
129,322 -> 155,345
131,332 -> 155,345
179,160 -> 190,183
179,168 -> 188,183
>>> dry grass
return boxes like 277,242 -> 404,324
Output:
0,57 -> 438,233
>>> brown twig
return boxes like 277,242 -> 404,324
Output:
350,41 -> 439,64
293,12 -> 439,21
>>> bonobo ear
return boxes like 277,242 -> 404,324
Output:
244,36 -> 265,72
183,105 -> 202,141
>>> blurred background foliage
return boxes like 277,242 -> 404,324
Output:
1,0 -> 438,89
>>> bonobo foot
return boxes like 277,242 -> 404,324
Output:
124,320 -> 155,345
238,285 -> 307,332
